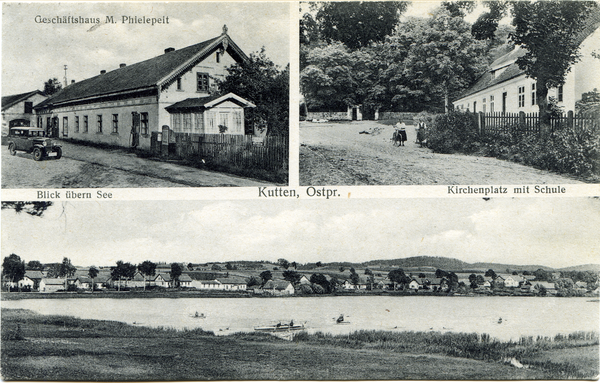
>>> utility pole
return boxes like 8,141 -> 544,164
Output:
63,65 -> 68,87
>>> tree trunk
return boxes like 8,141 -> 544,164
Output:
537,77 -> 551,137
91,278 -> 94,293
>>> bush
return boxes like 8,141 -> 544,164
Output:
427,111 -> 480,154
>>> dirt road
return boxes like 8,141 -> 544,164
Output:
2,140 -> 272,188
300,121 -> 585,185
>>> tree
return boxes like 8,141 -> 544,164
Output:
339,266 -> 345,272
310,273 -> 331,293
259,270 -> 272,286
2,254 -> 25,292
329,276 -> 340,292
59,257 -> 77,290
471,1 -> 510,40
283,270 -> 301,284
485,269 -> 497,280
388,268 -> 406,290
441,1 -> 476,18
27,260 -> 44,271
88,266 -> 99,293
533,268 -> 551,282
364,268 -> 373,275
315,261 -> 323,268
247,276 -> 261,287
211,264 -> 222,271
170,263 -> 183,288
2,201 -> 53,217
510,1 -> 598,133
43,78 -> 62,96
138,261 -> 156,291
316,2 -> 409,50
111,261 -> 136,291
187,263 -> 194,271
217,49 -> 289,137
392,8 -> 488,112
278,258 -> 290,270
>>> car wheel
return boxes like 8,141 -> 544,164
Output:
54,147 -> 62,160
8,143 -> 16,156
33,148 -> 43,161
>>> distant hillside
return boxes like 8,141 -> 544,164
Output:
364,256 -> 469,270
558,264 -> 600,272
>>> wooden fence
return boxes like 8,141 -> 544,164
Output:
171,133 -> 288,172
477,111 -> 599,136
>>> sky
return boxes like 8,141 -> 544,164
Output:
1,2 -> 291,96
2,198 -> 599,269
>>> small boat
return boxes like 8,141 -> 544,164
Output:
191,312 -> 206,319
498,317 -> 503,324
335,314 -> 350,325
254,321 -> 305,332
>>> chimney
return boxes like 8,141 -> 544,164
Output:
119,63 -> 126,68
71,80 -> 75,84
100,70 -> 106,74
164,47 -> 175,54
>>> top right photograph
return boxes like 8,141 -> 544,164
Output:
299,1 -> 600,186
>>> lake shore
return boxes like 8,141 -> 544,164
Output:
3,289 -> 598,301
2,308 -> 597,380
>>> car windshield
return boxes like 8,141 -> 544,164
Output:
29,131 -> 45,137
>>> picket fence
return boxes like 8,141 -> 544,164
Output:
170,133 -> 288,172
477,111 -> 599,136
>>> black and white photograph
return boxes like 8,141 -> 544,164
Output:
300,1 -> 600,185
1,198 -> 599,380
2,2 -> 290,188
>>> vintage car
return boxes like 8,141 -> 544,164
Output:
7,127 -> 62,161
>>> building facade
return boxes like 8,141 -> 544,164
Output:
1,90 -> 47,134
454,20 -> 600,114
34,26 -> 254,150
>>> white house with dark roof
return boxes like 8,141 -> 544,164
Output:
34,26 -> 254,149
454,11 -> 600,114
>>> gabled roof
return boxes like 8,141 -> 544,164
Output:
263,280 -> 292,290
216,276 -> 247,285
165,93 -> 256,112
456,9 -> 600,102
179,274 -> 193,282
25,270 -> 44,280
2,90 -> 44,111
36,32 -> 247,109
42,278 -> 66,285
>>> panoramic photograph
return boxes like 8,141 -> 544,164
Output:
300,1 -> 600,185
2,198 -> 599,380
2,2 -> 290,188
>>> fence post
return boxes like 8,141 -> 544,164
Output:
519,111 -> 525,126
477,112 -> 484,136
567,110 -> 574,129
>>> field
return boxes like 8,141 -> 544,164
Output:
2,308 -> 597,380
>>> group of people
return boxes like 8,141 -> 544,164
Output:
393,121 -> 428,147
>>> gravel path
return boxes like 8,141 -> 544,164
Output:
300,121 -> 585,186
2,140 -> 272,188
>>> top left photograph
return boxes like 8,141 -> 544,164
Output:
2,2 -> 290,188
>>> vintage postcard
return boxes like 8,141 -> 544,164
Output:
2,1 -> 599,382
1,198 -> 599,380
299,1 -> 600,186
2,2 -> 290,188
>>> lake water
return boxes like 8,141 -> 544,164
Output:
3,296 -> 598,341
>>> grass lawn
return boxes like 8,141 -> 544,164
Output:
2,308 -> 596,380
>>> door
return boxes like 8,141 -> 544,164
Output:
219,112 -> 230,133
502,92 -> 507,113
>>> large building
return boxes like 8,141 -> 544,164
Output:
454,13 -> 600,115
34,26 -> 254,150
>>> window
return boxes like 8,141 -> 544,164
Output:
46,117 -> 51,131
216,52 -> 221,63
490,70 -> 495,80
482,98 -> 487,113
83,116 -> 88,133
518,86 -> 525,108
194,112 -> 204,133
234,111 -> 242,133
112,114 -> 119,133
173,113 -> 182,131
183,113 -> 192,132
531,83 -> 537,105
140,113 -> 149,135
75,116 -> 79,133
197,72 -> 209,92
62,116 -> 68,137
24,102 -> 33,114
490,95 -> 495,113
176,78 -> 182,90
558,85 -> 563,102
97,115 -> 103,133
207,111 -> 216,132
